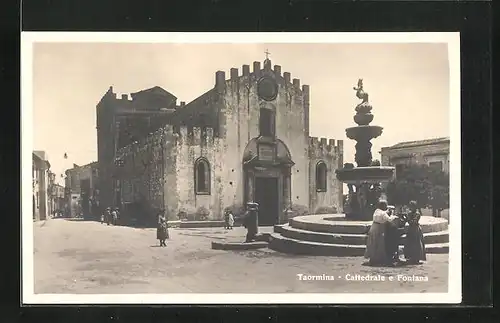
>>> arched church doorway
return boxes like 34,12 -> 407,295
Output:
242,137 -> 294,226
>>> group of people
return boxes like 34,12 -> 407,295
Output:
154,204 -> 253,247
151,199 -> 426,261
101,207 -> 120,226
365,200 -> 426,266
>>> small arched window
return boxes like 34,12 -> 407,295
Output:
316,161 -> 327,192
195,158 -> 211,195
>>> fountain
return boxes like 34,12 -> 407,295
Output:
335,79 -> 395,220
265,79 -> 449,256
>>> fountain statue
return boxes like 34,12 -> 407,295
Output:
335,79 -> 395,220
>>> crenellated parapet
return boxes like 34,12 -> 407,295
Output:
116,125 -> 175,159
214,60 -> 307,93
309,136 -> 344,157
115,123 -> 219,162
117,93 -> 132,101
174,125 -> 216,147
106,90 -> 133,102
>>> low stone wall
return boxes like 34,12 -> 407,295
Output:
178,220 -> 226,228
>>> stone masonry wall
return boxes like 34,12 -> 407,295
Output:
116,127 -> 168,221
308,137 -> 344,213
116,124 -> 224,221
174,126 -> 224,220
217,61 -> 311,210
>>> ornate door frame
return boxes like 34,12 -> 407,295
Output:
243,164 -> 292,224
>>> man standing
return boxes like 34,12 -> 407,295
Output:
243,202 -> 259,242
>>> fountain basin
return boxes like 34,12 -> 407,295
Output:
346,125 -> 383,140
335,166 -> 395,184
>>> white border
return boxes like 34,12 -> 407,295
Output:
21,32 -> 461,304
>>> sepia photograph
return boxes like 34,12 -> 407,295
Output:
22,32 -> 461,304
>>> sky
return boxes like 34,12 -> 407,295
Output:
32,42 -> 450,185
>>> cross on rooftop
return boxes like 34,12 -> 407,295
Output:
264,49 -> 271,60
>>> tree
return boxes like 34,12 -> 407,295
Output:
386,164 -> 449,210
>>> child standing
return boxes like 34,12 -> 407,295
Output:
227,210 -> 234,230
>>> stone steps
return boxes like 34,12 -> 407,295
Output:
268,214 -> 450,256
275,224 -> 449,245
268,233 -> 449,256
289,217 -> 448,235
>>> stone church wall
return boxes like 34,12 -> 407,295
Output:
113,60 -> 346,222
116,127 -> 172,222
116,124 -> 225,221
173,125 -> 225,220
308,137 -> 344,214
217,62 -> 312,210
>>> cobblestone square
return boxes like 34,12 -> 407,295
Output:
33,218 -> 448,294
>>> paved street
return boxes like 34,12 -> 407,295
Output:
33,218 -> 448,294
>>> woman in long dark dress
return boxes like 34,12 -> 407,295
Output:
404,200 -> 426,264
157,210 -> 169,247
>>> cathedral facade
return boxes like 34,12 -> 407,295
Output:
96,59 -> 344,224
